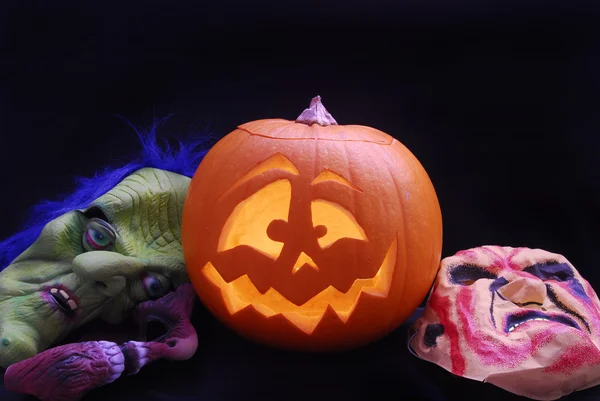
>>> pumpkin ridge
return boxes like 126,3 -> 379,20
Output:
382,154 -> 410,318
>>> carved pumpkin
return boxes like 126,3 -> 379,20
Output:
182,96 -> 443,351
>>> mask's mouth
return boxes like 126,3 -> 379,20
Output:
44,285 -> 80,317
505,310 -> 580,333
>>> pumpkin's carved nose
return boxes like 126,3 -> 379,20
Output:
292,252 -> 319,274
268,219 -> 324,274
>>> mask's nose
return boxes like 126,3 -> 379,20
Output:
73,251 -> 144,297
497,274 -> 547,306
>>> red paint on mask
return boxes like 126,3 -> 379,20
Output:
456,287 -> 529,368
544,341 -> 600,375
477,247 -> 506,274
456,286 -> 589,371
455,249 -> 478,259
429,290 -> 466,376
505,247 -> 525,271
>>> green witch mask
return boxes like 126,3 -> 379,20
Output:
0,126 -> 210,373
0,167 -> 191,368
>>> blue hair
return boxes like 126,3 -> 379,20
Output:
0,117 -> 214,270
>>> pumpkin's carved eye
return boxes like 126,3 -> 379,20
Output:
218,179 -> 291,260
217,176 -> 368,258
311,200 -> 368,249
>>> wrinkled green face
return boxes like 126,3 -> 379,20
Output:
0,167 -> 191,368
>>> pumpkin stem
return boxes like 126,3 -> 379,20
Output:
295,96 -> 338,126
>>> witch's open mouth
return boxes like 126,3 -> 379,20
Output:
505,310 -> 580,333
46,285 -> 79,316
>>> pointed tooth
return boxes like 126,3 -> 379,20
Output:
67,299 -> 78,310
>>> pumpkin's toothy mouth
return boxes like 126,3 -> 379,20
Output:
202,238 -> 397,334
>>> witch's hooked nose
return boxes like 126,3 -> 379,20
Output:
72,251 -> 143,296
497,274 -> 547,306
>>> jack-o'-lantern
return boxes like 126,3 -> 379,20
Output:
182,96 -> 443,351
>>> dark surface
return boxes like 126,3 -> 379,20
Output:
3,307 -> 600,401
1,1 -> 600,400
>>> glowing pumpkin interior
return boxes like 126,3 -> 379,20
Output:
201,153 -> 397,334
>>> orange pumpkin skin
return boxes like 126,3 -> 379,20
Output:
182,98 -> 443,351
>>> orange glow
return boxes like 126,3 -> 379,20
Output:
292,252 -> 319,274
311,200 -> 368,249
182,100 -> 444,352
203,238 -> 397,334
218,179 -> 291,259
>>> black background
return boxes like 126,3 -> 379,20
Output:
1,1 -> 600,400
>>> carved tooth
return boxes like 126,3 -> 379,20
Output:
50,288 -> 58,294
67,300 -> 78,310
59,290 -> 70,299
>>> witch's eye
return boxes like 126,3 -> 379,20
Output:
448,264 -> 497,286
83,218 -> 117,251
142,273 -> 170,300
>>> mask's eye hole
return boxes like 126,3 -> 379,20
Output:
449,264 -> 497,286
142,273 -> 170,300
83,218 -> 117,252
523,261 -> 574,282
